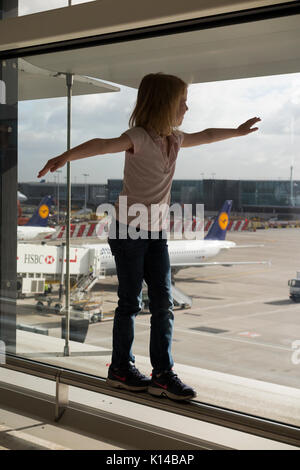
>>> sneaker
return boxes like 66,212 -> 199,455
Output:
106,364 -> 151,391
148,370 -> 197,401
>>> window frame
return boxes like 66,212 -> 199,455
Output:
1,0 -> 300,447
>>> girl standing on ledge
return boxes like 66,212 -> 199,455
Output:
38,72 -> 260,401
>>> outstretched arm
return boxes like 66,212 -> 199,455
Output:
181,117 -> 261,148
37,134 -> 133,178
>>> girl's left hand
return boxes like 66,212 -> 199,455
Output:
237,117 -> 261,136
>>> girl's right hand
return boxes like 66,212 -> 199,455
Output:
37,153 -> 68,178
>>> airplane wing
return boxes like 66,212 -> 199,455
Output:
231,244 -> 265,248
171,260 -> 271,267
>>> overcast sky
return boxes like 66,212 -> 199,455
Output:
17,0 -> 300,184
18,72 -> 300,184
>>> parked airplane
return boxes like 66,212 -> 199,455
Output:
17,195 -> 56,241
83,200 -> 269,280
18,191 -> 28,202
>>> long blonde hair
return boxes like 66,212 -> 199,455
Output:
129,73 -> 187,136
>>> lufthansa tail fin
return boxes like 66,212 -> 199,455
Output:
25,195 -> 54,227
204,200 -> 233,240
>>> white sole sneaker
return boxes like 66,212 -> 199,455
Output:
148,385 -> 196,401
106,377 -> 149,392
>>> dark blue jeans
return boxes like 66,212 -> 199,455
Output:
108,221 -> 174,375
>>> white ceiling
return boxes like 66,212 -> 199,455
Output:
24,13 -> 300,90
18,58 -> 120,100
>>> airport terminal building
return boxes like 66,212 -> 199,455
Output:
19,178 -> 300,216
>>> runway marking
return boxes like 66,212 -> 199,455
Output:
190,303 -> 300,325
191,268 -> 273,283
238,331 -> 261,338
135,318 -> 292,352
188,296 -> 286,313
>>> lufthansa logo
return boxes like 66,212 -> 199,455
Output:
218,212 -> 229,230
39,204 -> 49,219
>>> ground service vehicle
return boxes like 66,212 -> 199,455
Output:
288,271 -> 300,302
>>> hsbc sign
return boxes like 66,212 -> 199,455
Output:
24,254 -> 55,264
18,244 -> 88,276
24,254 -> 44,264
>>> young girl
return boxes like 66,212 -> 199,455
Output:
38,72 -> 260,401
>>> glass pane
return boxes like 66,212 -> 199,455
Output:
0,56 -> 17,356
19,0 -> 96,16
0,0 -> 18,19
0,0 -> 96,19
3,11 -> 300,428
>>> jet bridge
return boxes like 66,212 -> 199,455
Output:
142,281 -> 192,310
171,284 -> 192,309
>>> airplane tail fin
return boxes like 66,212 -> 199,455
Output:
25,195 -> 54,227
204,200 -> 233,240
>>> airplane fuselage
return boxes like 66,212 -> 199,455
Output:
17,226 -> 56,241
89,239 -> 236,275
167,239 -> 235,264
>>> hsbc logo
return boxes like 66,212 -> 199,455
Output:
24,254 -> 55,264
24,254 -> 43,264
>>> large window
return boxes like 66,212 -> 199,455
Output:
1,4 -> 300,432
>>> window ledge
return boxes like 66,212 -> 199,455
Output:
0,330 -> 299,448
0,367 -> 297,450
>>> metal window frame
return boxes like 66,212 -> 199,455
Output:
0,376 -> 228,450
0,0 -> 300,447
1,1 -> 300,59
1,354 -> 299,447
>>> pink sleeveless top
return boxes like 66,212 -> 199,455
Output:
114,127 -> 184,231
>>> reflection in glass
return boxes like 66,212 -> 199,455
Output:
0,0 -> 18,19
0,57 -> 18,354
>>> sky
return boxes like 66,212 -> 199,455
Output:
16,0 -> 300,184
18,72 -> 300,184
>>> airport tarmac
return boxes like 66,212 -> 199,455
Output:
16,228 -> 300,390
83,228 -> 300,389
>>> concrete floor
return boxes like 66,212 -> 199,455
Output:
0,405 -> 124,450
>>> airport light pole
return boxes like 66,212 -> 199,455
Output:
290,165 -> 294,207
64,73 -> 73,357
17,58 -> 120,362
56,170 -> 62,224
83,173 -> 89,211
